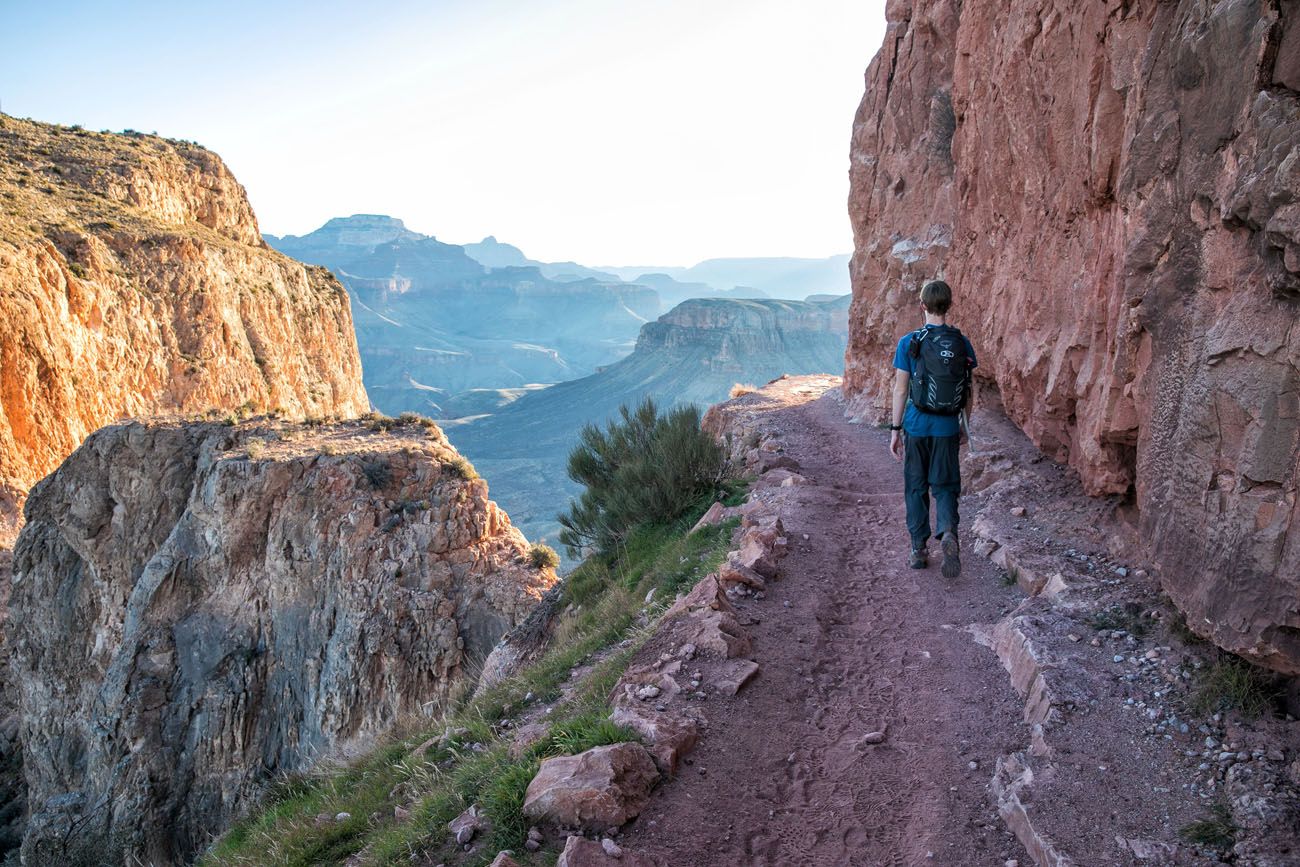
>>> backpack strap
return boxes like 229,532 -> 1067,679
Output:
907,327 -> 927,359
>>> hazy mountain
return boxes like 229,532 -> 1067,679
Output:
462,235 -> 622,283
447,295 -> 851,551
267,217 -> 658,413
599,254 -> 851,299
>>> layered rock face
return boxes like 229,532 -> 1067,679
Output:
844,0 -> 1300,671
8,418 -> 555,864
0,116 -> 369,546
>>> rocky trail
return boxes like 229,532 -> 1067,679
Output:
607,378 -> 1299,867
622,387 -> 1029,865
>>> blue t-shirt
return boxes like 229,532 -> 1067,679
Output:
892,325 -> 977,437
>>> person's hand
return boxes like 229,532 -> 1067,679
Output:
890,429 -> 903,461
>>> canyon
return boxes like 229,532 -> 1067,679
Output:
266,216 -> 659,416
843,0 -> 1300,673
448,296 -> 850,548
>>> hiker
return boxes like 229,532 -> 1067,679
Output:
888,279 -> 976,578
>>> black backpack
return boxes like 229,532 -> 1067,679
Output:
907,326 -> 971,415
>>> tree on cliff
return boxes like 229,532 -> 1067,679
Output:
558,399 -> 724,557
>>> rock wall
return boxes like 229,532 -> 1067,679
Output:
844,0 -> 1300,672
0,115 -> 369,546
8,418 -> 555,865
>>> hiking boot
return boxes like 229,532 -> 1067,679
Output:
909,547 -> 928,569
941,532 -> 961,578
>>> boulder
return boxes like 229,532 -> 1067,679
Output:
608,702 -> 702,775
522,743 -> 660,831
665,576 -> 752,658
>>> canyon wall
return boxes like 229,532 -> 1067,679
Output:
8,417 -> 555,865
0,116 -> 369,545
845,0 -> 1300,671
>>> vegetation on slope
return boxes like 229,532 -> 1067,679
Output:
202,403 -> 745,867
558,399 -> 724,558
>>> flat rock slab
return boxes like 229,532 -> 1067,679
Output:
523,743 -> 660,831
711,658 -> 760,696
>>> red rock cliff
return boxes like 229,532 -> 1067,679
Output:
845,1 -> 1300,671
0,116 -> 370,545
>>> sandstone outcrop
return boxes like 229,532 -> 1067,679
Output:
0,116 -> 369,546
522,743 -> 660,831
8,417 -> 554,864
844,1 -> 1300,671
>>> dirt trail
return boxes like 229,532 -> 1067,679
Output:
622,391 -> 1030,865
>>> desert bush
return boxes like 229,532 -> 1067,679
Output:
245,438 -> 265,460
729,382 -> 757,398
558,398 -> 723,558
528,543 -> 560,570
445,455 -> 478,480
361,458 -> 392,489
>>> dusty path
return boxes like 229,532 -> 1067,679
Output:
623,390 -> 1029,866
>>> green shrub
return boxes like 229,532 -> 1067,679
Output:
528,543 -> 560,570
558,399 -> 723,558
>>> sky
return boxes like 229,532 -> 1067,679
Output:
0,0 -> 886,265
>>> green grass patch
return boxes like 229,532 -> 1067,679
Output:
1179,801 -> 1237,852
202,484 -> 744,867
1191,654 -> 1280,719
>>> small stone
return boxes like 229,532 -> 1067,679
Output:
1010,506 -> 1027,517
801,533 -> 810,540
394,805 -> 411,821
456,826 -> 475,845
602,837 -> 624,857
525,839 -> 541,852
635,684 -> 661,701
528,826 -> 544,842
335,812 -> 351,822
968,760 -> 979,770
1113,655 -> 1126,663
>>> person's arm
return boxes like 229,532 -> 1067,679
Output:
890,368 -> 909,461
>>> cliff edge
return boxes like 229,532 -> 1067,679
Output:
9,415 -> 555,865
844,1 -> 1300,672
0,115 -> 370,545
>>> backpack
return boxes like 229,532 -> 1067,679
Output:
907,326 -> 971,415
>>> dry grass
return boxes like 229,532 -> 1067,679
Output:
729,382 -> 758,398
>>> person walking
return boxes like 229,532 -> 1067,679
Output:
888,279 -> 976,578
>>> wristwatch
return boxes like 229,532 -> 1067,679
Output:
889,424 -> 903,431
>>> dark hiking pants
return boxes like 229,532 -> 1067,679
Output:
904,434 -> 961,551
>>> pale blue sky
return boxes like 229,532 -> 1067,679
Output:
1,0 -> 886,264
